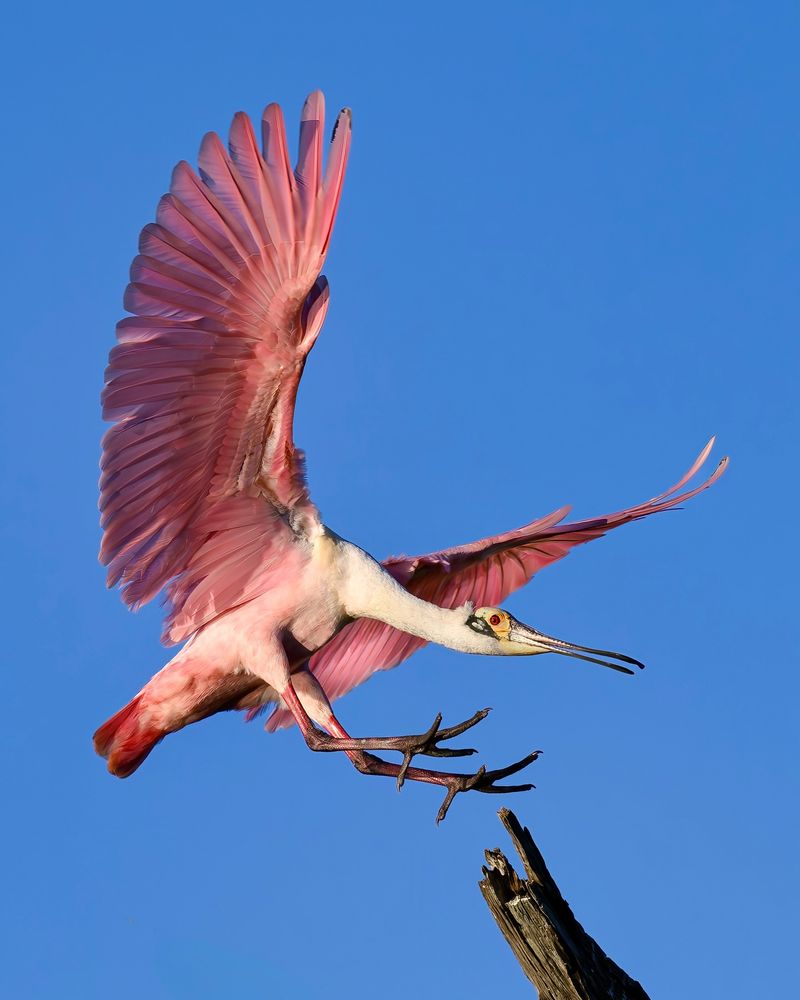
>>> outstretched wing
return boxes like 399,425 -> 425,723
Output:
99,92 -> 351,644
267,440 -> 727,730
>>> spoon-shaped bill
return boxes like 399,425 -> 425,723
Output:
508,619 -> 645,674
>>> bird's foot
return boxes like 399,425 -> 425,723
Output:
392,708 -> 491,789
435,750 -> 542,824
336,744 -> 540,822
302,707 -> 493,789
296,702 -> 538,822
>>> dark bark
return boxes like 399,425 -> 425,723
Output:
479,809 -> 650,999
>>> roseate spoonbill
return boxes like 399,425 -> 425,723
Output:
94,91 -> 727,822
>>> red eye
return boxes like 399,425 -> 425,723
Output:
489,614 -> 502,626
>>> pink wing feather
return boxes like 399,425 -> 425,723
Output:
267,440 -> 727,730
99,93 -> 351,644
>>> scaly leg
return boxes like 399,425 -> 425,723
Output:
286,669 -> 491,778
280,673 -> 540,823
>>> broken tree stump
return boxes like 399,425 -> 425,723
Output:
479,809 -> 651,999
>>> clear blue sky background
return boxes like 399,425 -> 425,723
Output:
2,3 -> 797,997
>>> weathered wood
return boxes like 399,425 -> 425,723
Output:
479,809 -> 650,999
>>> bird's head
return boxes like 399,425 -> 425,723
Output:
466,606 -> 645,674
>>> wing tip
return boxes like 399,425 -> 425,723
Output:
331,108 -> 352,145
302,90 -> 325,119
262,101 -> 285,123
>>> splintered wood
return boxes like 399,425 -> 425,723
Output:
479,809 -> 650,999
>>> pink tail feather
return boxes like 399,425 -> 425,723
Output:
93,694 -> 163,778
94,654 -> 271,777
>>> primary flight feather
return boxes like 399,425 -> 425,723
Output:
95,92 -> 726,822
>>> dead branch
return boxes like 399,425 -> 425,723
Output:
479,809 -> 650,999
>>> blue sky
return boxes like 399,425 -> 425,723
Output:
2,2 -> 798,997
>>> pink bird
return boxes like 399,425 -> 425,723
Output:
95,92 -> 727,821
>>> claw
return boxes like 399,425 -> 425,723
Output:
436,794 -> 454,826
477,782 -> 536,795
432,707 -> 491,742
479,750 -> 542,785
435,751 -> 541,823
396,713 -> 440,790
436,766 -> 485,824
395,708 -> 491,790
396,727 -> 428,788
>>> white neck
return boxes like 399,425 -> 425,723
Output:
338,541 -> 499,655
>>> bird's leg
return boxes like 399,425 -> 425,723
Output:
285,671 -> 493,777
280,675 -> 540,822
